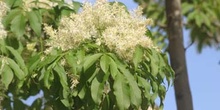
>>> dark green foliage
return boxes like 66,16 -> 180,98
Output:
135,0 -> 220,52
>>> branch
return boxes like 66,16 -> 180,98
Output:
184,40 -> 194,51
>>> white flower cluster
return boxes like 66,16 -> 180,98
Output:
23,0 -> 58,11
0,1 -> 8,39
44,0 -> 158,61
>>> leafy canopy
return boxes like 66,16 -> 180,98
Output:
0,0 -> 174,109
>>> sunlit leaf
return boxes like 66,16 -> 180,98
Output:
1,65 -> 14,89
83,53 -> 102,72
148,49 -> 159,77
158,85 -> 166,101
187,10 -> 197,23
6,58 -> 25,80
195,13 -> 203,27
78,85 -> 86,99
10,14 -> 27,37
133,46 -> 143,70
109,57 -> 118,79
27,53 -> 41,72
72,1 -> 81,12
54,64 -> 68,90
113,73 -> 130,110
151,93 -> 158,104
5,0 -> 22,8
27,10 -> 42,36
2,9 -> 22,27
100,54 -> 111,73
43,69 -> 53,89
6,46 -> 28,75
151,82 -> 158,93
119,66 -> 142,108
102,95 -> 110,110
61,98 -> 71,107
65,52 -> 77,74
91,72 -> 104,105
37,55 -> 58,69
182,3 -> 194,15
137,76 -> 151,99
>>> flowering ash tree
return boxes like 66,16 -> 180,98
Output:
0,0 -> 174,109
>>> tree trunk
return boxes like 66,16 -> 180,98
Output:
165,0 -> 193,110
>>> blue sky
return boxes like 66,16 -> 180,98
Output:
25,0 -> 220,109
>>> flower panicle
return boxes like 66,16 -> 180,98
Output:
44,0 -> 159,61
0,1 -> 9,39
23,0 -> 58,12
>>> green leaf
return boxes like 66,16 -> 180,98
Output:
61,88 -> 71,106
137,76 -> 151,99
195,13 -> 203,27
86,67 -> 100,84
128,82 -> 142,108
2,9 -> 22,27
120,67 -> 142,108
148,49 -> 159,77
146,29 -> 153,38
61,98 -> 71,107
158,85 -> 166,101
54,64 -> 68,90
151,93 -> 158,103
200,12 -> 211,27
6,46 -> 28,75
61,7 -> 74,17
78,85 -> 86,99
72,1 -> 81,12
182,3 -> 194,15
100,54 -> 111,73
53,64 -> 70,105
43,69 -> 53,89
113,74 -> 130,110
10,14 -> 27,37
187,10 -> 197,23
152,82 -> 158,92
65,52 -> 77,74
27,10 -> 42,36
83,53 -> 102,72
37,55 -> 58,69
17,80 -> 25,90
133,46 -> 143,70
6,58 -> 25,80
1,65 -> 14,89
109,57 -> 118,79
5,0 -> 22,8
27,53 -> 41,72
102,95 -> 110,110
76,49 -> 85,63
91,73 -> 104,105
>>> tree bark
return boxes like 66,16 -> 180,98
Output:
165,0 -> 193,110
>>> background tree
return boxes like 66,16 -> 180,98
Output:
0,0 -> 174,109
134,0 -> 220,110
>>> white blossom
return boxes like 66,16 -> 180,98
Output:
70,76 -> 79,89
44,0 -> 158,61
23,0 -> 58,11
26,42 -> 37,51
0,1 -> 8,39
